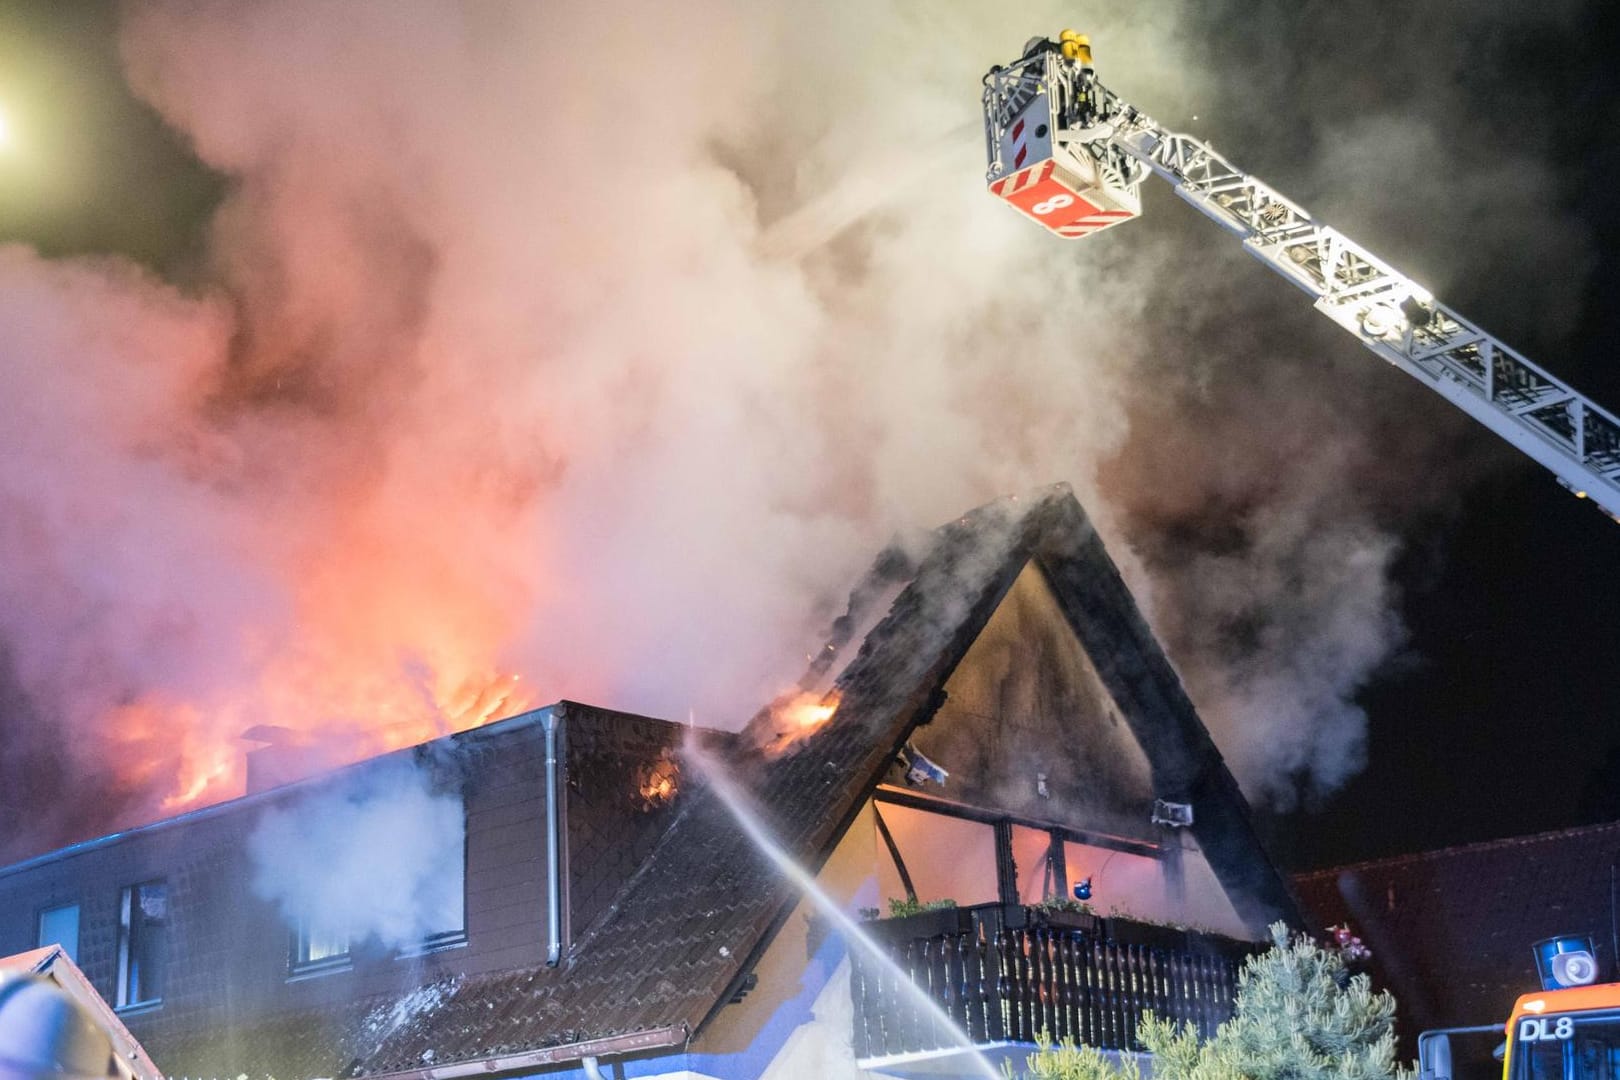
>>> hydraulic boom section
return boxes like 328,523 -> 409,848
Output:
985,32 -> 1620,522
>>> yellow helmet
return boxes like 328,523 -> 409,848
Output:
1058,29 -> 1092,63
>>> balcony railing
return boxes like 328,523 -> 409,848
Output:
849,903 -> 1258,1064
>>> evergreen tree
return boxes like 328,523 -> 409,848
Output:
1015,923 -> 1412,1080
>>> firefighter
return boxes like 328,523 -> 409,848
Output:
0,975 -> 118,1080
1058,30 -> 1099,128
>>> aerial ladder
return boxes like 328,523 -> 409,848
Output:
983,32 -> 1620,522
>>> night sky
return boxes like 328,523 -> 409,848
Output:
1,2 -> 1618,872
1189,2 -> 1620,868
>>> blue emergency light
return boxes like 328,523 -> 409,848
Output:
1532,935 -> 1600,990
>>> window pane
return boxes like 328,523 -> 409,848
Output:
38,905 -> 80,963
423,853 -> 465,941
119,882 -> 167,1007
1011,826 -> 1059,904
874,802 -> 998,909
296,916 -> 351,969
419,799 -> 466,945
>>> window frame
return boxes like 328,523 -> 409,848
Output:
115,880 -> 168,1012
289,914 -> 353,978
873,785 -> 1164,907
36,902 -> 81,963
399,796 -> 470,958
285,794 -> 468,975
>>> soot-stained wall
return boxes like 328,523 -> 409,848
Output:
901,562 -> 1157,841
562,704 -> 687,945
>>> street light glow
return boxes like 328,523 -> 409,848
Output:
0,106 -> 10,149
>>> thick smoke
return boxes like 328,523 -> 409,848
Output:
0,1 -> 1597,855
248,761 -> 464,950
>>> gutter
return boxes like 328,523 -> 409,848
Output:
542,706 -> 564,965
360,1025 -> 688,1080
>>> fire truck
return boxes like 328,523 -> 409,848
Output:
982,32 -> 1620,523
1414,935 -> 1620,1080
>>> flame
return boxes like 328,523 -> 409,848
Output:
760,689 -> 842,756
85,471 -> 557,822
107,661 -> 540,820
635,749 -> 681,810
783,692 -> 838,730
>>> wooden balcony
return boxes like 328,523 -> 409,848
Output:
849,903 -> 1258,1067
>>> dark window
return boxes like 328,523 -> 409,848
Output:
37,904 -> 80,963
117,881 -> 167,1008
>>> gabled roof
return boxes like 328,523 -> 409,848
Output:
343,484 -> 1296,1077
1294,819 -> 1620,1035
0,946 -> 163,1080
30,484 -> 1298,1079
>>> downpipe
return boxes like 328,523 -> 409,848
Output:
543,707 -> 563,966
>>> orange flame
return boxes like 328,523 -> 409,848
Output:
108,664 -> 540,821
636,749 -> 681,810
89,467 -> 565,821
760,689 -> 841,756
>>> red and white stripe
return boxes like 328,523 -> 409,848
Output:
1010,117 -> 1028,169
988,160 -> 1053,198
1054,211 -> 1134,238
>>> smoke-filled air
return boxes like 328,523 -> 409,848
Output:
248,760 -> 465,950
0,1 -> 1593,858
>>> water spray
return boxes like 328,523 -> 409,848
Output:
681,733 -> 1002,1079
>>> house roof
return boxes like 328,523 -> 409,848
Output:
337,484 -> 1295,1079
1294,819 -> 1620,1036
29,483 -> 1300,1079
0,946 -> 163,1080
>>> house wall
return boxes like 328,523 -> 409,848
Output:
1175,844 -> 1250,938
580,782 -> 1252,1080
684,800 -> 878,1078
664,563 -> 1257,1079
885,562 -> 1244,930
0,713 -> 575,1065
561,706 -> 687,946
904,563 -> 1158,841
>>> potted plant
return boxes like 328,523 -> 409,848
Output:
1104,913 -> 1191,951
1027,896 -> 1100,934
863,897 -> 971,940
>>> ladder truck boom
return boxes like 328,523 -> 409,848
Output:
984,33 -> 1620,521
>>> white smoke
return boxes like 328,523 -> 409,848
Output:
0,2 -> 1598,854
248,762 -> 464,950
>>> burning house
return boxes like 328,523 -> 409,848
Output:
0,485 -> 1300,1079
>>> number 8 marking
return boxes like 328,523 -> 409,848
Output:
1032,194 -> 1074,216
1556,1018 -> 1574,1040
